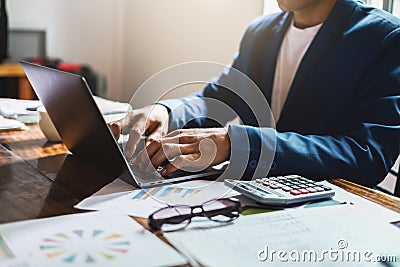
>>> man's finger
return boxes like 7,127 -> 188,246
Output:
121,113 -> 142,135
131,138 -> 163,170
160,154 -> 201,176
145,126 -> 163,146
125,121 -> 146,158
148,143 -> 197,172
109,121 -> 122,140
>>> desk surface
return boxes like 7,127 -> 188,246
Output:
0,125 -> 399,255
1,124 -> 399,223
0,63 -> 34,99
0,63 -> 26,77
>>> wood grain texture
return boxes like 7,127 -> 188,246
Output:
1,125 -> 399,220
329,178 -> 400,213
0,64 -> 34,99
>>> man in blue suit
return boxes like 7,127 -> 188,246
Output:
115,0 -> 400,187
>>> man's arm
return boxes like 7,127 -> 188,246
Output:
231,28 -> 400,187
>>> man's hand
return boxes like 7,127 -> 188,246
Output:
110,104 -> 169,158
132,128 -> 231,176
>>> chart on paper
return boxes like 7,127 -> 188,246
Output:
39,229 -> 130,264
0,235 -> 15,261
85,181 -> 240,217
131,186 -> 202,201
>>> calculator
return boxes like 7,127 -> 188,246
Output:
224,175 -> 335,206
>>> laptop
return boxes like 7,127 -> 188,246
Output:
21,61 -> 222,188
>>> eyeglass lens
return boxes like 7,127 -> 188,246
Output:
150,199 -> 239,232
203,199 -> 240,222
152,206 -> 192,232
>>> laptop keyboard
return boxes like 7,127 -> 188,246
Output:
129,162 -> 165,181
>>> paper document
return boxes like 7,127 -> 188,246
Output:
165,204 -> 400,267
0,97 -> 129,129
0,98 -> 41,124
93,96 -> 130,115
0,115 -> 26,130
0,210 -> 186,267
75,180 -> 240,218
320,181 -> 400,222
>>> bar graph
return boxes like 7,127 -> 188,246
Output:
132,186 -> 201,200
0,235 -> 14,260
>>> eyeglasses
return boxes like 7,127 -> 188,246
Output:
148,198 -> 240,232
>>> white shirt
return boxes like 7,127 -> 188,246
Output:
271,19 -> 322,122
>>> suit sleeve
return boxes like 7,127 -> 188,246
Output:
232,28 -> 400,187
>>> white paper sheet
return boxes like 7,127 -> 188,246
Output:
0,98 -> 41,118
75,180 -> 240,218
0,97 -> 129,128
0,98 -> 41,125
93,96 -> 130,115
319,181 -> 400,222
0,115 -> 26,130
165,205 -> 400,267
0,210 -> 186,267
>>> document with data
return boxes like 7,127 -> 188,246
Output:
165,205 -> 400,267
0,210 -> 186,267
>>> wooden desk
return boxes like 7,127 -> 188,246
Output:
0,125 -> 399,264
0,63 -> 34,100
1,124 -> 398,222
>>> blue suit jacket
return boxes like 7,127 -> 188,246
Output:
159,0 -> 400,187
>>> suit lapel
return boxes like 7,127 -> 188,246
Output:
277,0 -> 357,126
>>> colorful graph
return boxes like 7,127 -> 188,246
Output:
0,235 -> 14,261
132,186 -> 201,200
39,229 -> 130,264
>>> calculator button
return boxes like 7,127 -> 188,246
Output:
256,179 -> 263,183
262,181 -> 270,186
290,189 -> 301,195
322,186 -> 332,191
282,186 -> 292,191
314,187 -> 325,192
269,184 -> 279,189
298,189 -> 310,194
306,187 -> 317,193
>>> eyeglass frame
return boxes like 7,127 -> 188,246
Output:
147,198 -> 241,232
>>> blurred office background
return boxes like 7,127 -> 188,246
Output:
7,0 -> 264,102
7,0 -> 398,102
